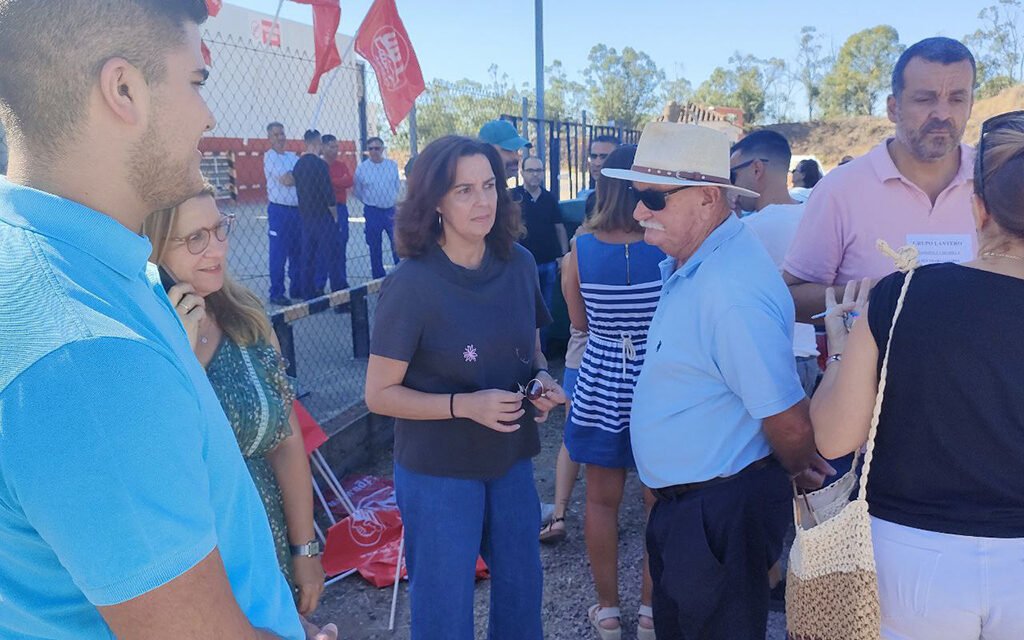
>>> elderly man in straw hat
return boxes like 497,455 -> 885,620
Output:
604,123 -> 835,639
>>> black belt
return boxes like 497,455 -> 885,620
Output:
650,456 -> 772,501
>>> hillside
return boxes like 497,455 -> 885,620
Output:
763,84 -> 1024,169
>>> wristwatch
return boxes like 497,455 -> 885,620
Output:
289,539 -> 323,557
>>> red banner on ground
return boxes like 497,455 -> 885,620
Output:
321,475 -> 489,587
354,0 -> 424,132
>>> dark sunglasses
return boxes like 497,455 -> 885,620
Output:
977,110 -> 1024,206
633,184 -> 692,211
518,378 -> 548,401
171,214 -> 234,255
730,158 -> 769,184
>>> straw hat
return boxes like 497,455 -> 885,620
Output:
602,122 -> 759,198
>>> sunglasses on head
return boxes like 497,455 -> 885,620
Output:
633,184 -> 693,211
977,110 -> 1024,206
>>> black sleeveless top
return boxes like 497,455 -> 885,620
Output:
867,262 -> 1024,537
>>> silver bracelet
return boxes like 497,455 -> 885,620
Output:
826,353 -> 842,366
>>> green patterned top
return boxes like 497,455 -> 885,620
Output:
206,336 -> 297,595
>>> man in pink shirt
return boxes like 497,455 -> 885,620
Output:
784,37 -> 977,322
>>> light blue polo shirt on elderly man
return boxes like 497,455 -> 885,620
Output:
630,213 -> 806,489
0,179 -> 303,639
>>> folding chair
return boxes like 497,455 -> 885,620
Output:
293,400 -> 358,584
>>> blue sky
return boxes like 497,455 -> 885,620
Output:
234,1 -> 993,106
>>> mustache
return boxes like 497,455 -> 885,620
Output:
640,220 -> 666,231
922,120 -> 955,134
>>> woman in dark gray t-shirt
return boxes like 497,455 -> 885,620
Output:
365,136 -> 565,639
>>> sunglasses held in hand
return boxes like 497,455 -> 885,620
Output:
518,378 -> 548,401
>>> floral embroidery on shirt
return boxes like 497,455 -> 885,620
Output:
463,345 -> 478,362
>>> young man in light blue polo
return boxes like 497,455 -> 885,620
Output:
604,122 -> 834,639
0,2 -> 334,638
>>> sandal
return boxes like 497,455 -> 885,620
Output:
637,604 -> 656,640
539,516 -> 567,544
587,604 -> 621,640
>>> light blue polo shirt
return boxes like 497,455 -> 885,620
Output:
0,179 -> 303,640
630,213 -> 805,489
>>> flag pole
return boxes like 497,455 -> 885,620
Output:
270,0 -> 285,34
243,0 -> 286,118
309,35 -> 358,129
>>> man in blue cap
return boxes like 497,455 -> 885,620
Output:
479,119 -> 532,181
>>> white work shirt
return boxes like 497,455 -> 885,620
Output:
264,149 -> 299,207
354,159 -> 401,208
743,203 -> 819,358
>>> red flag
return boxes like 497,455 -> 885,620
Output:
201,40 -> 213,67
291,0 -> 343,94
200,1 -> 220,66
354,0 -> 424,132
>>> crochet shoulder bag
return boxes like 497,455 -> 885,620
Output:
785,241 -> 919,640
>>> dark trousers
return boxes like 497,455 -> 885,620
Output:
646,460 -> 791,639
316,203 -> 350,291
300,213 -> 343,299
535,260 -> 558,354
364,204 -> 398,279
267,202 -> 302,299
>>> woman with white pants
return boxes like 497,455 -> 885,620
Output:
809,110 -> 1024,640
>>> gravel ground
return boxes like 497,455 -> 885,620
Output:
309,364 -> 788,639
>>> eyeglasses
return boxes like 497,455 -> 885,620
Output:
589,152 -> 610,161
171,214 -> 235,255
634,184 -> 693,211
730,158 -> 769,184
518,378 -> 548,401
522,168 -> 544,174
977,110 -> 1024,206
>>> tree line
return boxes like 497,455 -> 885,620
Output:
397,0 -> 1022,142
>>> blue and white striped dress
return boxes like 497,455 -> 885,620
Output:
564,233 -> 665,468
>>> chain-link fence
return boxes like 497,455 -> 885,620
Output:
198,31 -> 536,426
501,115 -> 641,200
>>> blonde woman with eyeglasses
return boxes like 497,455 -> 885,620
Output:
144,186 -> 325,619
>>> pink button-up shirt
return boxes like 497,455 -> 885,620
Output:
783,140 -> 976,285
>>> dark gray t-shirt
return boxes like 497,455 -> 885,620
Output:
371,241 -> 552,479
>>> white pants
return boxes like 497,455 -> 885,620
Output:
872,517 -> 1024,640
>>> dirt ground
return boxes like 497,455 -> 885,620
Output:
306,363 -> 788,640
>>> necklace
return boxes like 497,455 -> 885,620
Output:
980,251 -> 1024,262
198,316 -> 212,345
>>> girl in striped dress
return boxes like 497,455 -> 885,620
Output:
562,145 -> 665,640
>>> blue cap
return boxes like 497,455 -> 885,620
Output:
478,120 -> 532,151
